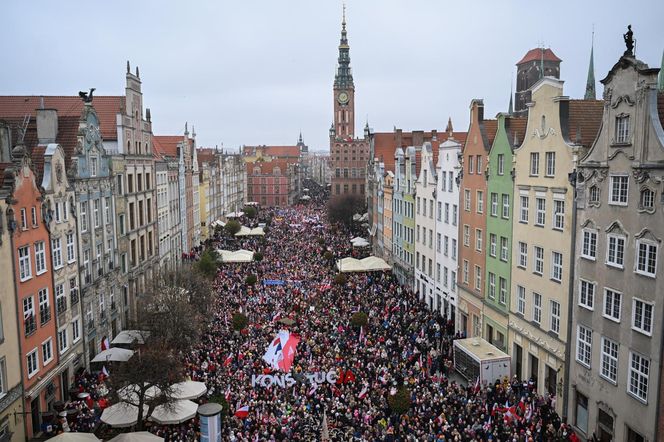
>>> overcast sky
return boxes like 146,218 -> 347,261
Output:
2,1 -> 663,152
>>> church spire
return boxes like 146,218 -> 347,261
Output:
658,49 -> 664,92
334,4 -> 354,89
585,31 -> 597,100
508,83 -> 514,115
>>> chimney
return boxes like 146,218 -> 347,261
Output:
395,128 -> 403,148
412,130 -> 424,147
36,108 -> 58,144
431,129 -> 437,141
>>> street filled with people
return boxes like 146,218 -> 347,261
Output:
178,187 -> 578,441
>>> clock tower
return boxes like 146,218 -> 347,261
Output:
333,6 -> 354,138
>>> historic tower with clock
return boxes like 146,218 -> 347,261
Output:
329,7 -> 371,197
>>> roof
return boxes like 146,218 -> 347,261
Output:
197,148 -> 217,167
0,96 -> 123,140
516,48 -> 562,65
566,99 -> 604,147
0,162 -> 12,189
153,135 -> 184,158
247,159 -> 290,176
454,337 -> 510,362
480,119 -> 498,151
243,145 -> 300,158
505,116 -> 528,148
372,130 -> 468,172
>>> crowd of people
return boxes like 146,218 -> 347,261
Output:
177,186 -> 579,442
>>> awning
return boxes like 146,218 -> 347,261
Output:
149,399 -> 198,425
91,348 -> 134,363
112,330 -> 148,345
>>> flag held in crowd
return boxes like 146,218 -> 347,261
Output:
262,329 -> 300,372
234,405 -> 249,419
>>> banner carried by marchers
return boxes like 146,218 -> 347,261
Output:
262,330 -> 300,372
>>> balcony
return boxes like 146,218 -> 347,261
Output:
56,297 -> 68,315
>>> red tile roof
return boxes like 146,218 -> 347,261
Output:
243,145 -> 300,158
516,48 -> 562,65
30,146 -> 46,185
505,116 -> 528,148
197,148 -> 217,167
153,135 -> 184,158
567,99 -> 604,147
0,96 -> 123,140
481,120 -> 499,149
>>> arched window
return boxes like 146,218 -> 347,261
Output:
640,187 -> 655,210
589,185 -> 600,204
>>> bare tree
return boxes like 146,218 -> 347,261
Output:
327,194 -> 365,228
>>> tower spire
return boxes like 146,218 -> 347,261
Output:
508,78 -> 514,115
334,5 -> 354,89
585,29 -> 597,100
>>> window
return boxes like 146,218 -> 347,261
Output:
518,242 -> 528,268
600,337 -> 618,384
519,195 -> 529,223
498,277 -> 507,304
58,327 -> 69,354
502,194 -> 510,219
606,234 -> 625,268
581,229 -> 597,260
549,300 -> 561,335
533,292 -> 542,324
104,197 -> 111,224
551,251 -> 563,282
635,240 -> 657,277
464,190 -> 471,211
589,186 -> 600,204
536,198 -> 546,226
51,238 -> 63,269
463,225 -> 470,247
54,201 -> 62,223
603,288 -> 622,322
615,114 -> 630,143
463,260 -> 469,284
55,284 -> 66,314
72,318 -> 80,343
26,349 -> 38,378
429,200 -> 434,219
579,280 -> 595,310
468,156 -> 474,174
444,203 -> 449,223
66,233 -> 76,263
42,338 -> 53,365
443,236 -> 448,256
553,200 -> 564,230
534,246 -> 544,275
23,296 -> 35,335
497,154 -> 504,175
545,152 -> 556,176
476,191 -> 484,214
517,285 -> 526,315
628,352 -> 649,403
18,245 -> 32,281
31,206 -> 38,227
20,208 -> 27,230
451,271 -> 456,291
441,172 -> 446,191
609,175 -> 629,205
639,188 -> 655,210
437,202 -> 442,221
530,152 -> 539,176
475,229 -> 482,252
436,264 -> 441,282
632,298 -> 653,336
452,205 -> 457,225
500,237 -> 508,262
474,265 -> 482,291
35,241 -> 47,274
80,201 -> 88,232
437,233 -> 442,253
488,272 -> 496,299
417,197 -> 421,215
448,173 -> 453,192
39,288 -> 50,325
490,193 -> 498,216
576,325 -> 592,368
489,234 -> 497,257
452,239 -> 457,260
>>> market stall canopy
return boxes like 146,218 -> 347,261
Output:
235,226 -> 265,236
210,220 -> 226,228
217,249 -> 254,263
108,432 -> 164,442
118,384 -> 162,403
91,347 -> 134,363
226,211 -> 245,218
112,330 -> 148,345
352,213 -> 369,222
101,402 -> 148,428
170,380 -> 208,400
300,195 -> 311,200
47,434 -> 101,441
336,256 -> 392,273
350,237 -> 370,247
149,399 -> 199,425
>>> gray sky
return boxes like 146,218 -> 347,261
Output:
2,0 -> 663,152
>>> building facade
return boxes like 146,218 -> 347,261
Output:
568,51 -> 664,441
392,146 -> 416,286
414,142 -> 438,308
243,145 -> 301,207
457,100 -> 497,338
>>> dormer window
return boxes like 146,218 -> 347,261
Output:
615,114 -> 630,144
640,188 -> 655,210
90,156 -> 98,177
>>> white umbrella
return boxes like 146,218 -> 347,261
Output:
101,402 -> 148,428
112,330 -> 148,345
149,399 -> 198,425
170,381 -> 207,400
107,432 -> 164,442
118,384 -> 162,403
47,434 -> 100,441
91,348 -> 134,363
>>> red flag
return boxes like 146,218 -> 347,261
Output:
224,353 -> 233,367
234,405 -> 249,419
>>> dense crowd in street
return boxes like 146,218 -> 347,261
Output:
177,186 -> 579,442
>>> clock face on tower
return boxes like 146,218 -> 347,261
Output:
337,92 -> 349,105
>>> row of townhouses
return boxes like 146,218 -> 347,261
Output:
0,63 -> 246,440
336,16 -> 664,441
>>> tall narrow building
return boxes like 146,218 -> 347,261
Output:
330,8 -> 370,197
